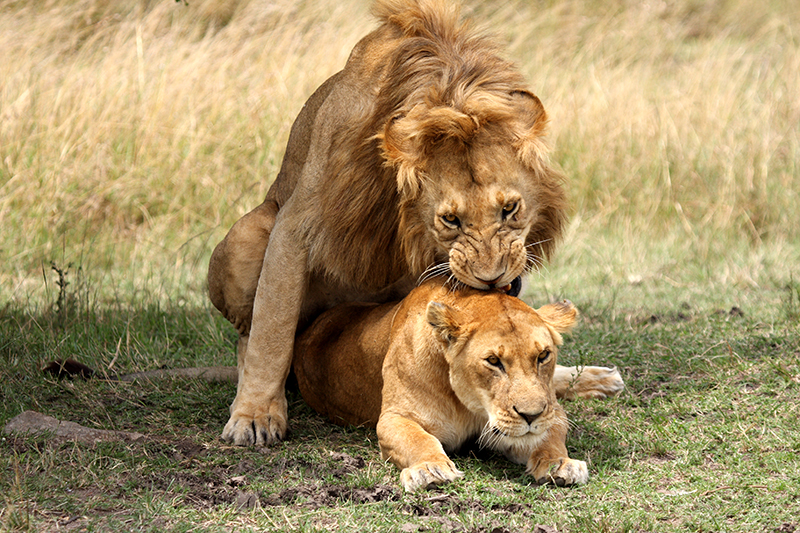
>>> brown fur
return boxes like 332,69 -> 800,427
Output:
208,0 -> 568,446
294,280 -> 624,491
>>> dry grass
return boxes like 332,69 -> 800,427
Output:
1,0 -> 798,305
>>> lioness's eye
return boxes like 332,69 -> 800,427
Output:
441,214 -> 460,227
486,355 -> 504,370
537,350 -> 551,365
502,202 -> 518,219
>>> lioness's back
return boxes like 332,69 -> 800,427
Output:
293,301 -> 397,427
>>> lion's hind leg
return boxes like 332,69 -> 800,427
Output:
208,200 -> 279,418
553,365 -> 624,400
208,199 -> 278,337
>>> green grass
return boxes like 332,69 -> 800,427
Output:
2,265 -> 798,532
2,0 -> 800,530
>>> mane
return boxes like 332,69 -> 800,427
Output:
307,0 -> 565,289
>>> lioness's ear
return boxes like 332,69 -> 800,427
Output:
426,301 -> 462,344
537,299 -> 579,334
509,90 -> 549,168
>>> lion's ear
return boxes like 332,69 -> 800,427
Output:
426,301 -> 463,344
509,90 -> 549,167
536,299 -> 579,335
380,114 -> 423,199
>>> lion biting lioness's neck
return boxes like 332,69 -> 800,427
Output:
209,0 -> 569,448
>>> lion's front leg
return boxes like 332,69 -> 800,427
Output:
377,412 -> 464,492
553,365 -> 624,400
221,220 -> 309,447
525,408 -> 588,486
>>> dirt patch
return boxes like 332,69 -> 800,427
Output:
262,482 -> 399,508
146,469 -> 239,508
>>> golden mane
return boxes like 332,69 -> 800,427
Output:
306,0 -> 565,290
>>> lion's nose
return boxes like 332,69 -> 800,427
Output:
514,406 -> 544,425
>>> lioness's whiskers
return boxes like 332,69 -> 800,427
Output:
477,422 -> 504,451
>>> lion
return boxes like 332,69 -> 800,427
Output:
208,0 -> 567,446
293,279 -> 624,491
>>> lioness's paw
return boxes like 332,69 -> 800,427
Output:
221,405 -> 287,446
400,460 -> 464,492
529,457 -> 589,487
560,366 -> 625,400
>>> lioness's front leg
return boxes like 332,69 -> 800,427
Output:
526,409 -> 588,486
377,412 -> 464,492
222,218 -> 309,446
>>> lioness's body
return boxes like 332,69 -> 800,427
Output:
209,0 -> 567,446
294,280 -> 624,491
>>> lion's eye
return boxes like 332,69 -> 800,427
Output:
486,355 -> 504,370
537,350 -> 551,365
502,202 -> 518,219
441,214 -> 460,228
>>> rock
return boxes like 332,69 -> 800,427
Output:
3,410 -> 145,444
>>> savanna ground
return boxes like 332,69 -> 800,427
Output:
1,0 -> 799,531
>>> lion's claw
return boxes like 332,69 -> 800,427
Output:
222,405 -> 287,446
400,460 -> 464,492
530,457 -> 588,487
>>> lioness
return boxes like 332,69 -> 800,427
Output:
208,0 -> 567,446
293,280 -> 624,491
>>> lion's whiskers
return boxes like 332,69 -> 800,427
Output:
525,238 -> 552,251
523,238 -> 551,277
417,262 -> 451,286
445,275 -> 468,295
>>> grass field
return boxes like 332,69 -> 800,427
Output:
1,0 -> 799,531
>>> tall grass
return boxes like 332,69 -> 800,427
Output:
1,0 -> 798,306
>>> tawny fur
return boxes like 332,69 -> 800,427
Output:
294,280 -> 617,491
208,0 -> 567,447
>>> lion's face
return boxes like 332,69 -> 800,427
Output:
427,296 -> 578,459
423,136 -> 539,290
382,90 -> 565,291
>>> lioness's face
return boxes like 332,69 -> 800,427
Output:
446,304 -> 561,446
424,134 -> 539,290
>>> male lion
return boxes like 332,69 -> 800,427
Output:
208,0 -> 567,446
293,279 -> 625,491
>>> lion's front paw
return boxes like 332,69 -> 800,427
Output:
400,460 -> 464,492
529,457 -> 588,487
222,402 -> 287,446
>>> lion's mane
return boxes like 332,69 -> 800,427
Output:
302,0 -> 566,291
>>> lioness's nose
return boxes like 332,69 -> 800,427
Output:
514,406 -> 544,425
